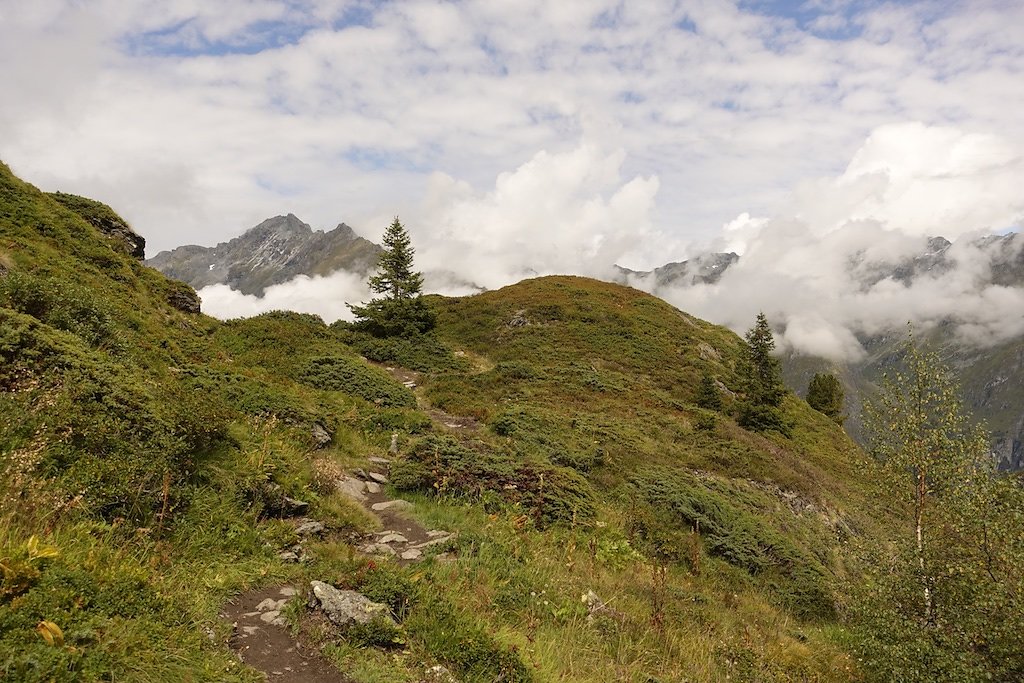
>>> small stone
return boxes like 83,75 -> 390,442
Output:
282,496 -> 309,516
378,533 -> 408,544
403,380 -> 417,389
424,664 -> 458,682
311,423 -> 332,449
369,456 -> 392,466
400,548 -> 423,561
354,468 -> 370,480
426,530 -> 451,538
368,472 -> 389,484
256,598 -> 285,612
278,551 -> 299,562
365,481 -> 382,494
371,499 -> 413,512
242,626 -> 259,636
296,520 -> 325,536
413,534 -> 454,549
260,610 -> 281,623
279,587 -> 297,597
336,476 -> 368,502
359,542 -> 397,556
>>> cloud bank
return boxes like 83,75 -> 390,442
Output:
198,269 -> 369,322
648,123 -> 1024,361
3,1 -> 1023,257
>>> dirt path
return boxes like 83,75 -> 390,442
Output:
221,585 -> 350,683
221,459 -> 452,681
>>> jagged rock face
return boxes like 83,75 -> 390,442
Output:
146,214 -> 381,295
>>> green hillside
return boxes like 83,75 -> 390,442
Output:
1,160 -> 899,682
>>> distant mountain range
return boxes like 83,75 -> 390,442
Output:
148,216 -> 1023,470
146,214 -> 381,295
620,233 -> 1023,471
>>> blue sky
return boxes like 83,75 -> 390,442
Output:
0,0 -> 1022,352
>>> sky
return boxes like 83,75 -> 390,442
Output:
2,0 -> 1023,358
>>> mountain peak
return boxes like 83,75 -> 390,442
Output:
146,214 -> 381,296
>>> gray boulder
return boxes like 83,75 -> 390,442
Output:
308,581 -> 395,627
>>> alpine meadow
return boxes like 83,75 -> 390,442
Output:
3,157 -> 1020,681
3,2 -> 1024,681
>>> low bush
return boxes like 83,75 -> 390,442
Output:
0,271 -> 118,349
630,468 -> 834,620
405,599 -> 532,683
390,435 -> 595,526
332,327 -> 468,373
298,356 -> 416,408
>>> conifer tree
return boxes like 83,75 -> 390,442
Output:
348,217 -> 434,336
737,312 -> 788,434
806,372 -> 844,424
695,371 -> 723,411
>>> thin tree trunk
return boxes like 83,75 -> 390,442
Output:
916,467 -> 933,624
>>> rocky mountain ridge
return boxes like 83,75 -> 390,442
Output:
146,213 -> 381,295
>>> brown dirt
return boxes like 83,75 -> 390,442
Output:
221,585 -> 351,683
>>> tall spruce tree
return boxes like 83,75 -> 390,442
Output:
348,217 -> 434,336
737,312 -> 788,434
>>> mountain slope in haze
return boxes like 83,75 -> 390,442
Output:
614,251 -> 739,287
146,213 -> 381,295
2,160 -> 898,682
637,233 -> 1024,469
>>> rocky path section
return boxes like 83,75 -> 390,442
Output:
221,585 -> 350,683
222,460 -> 455,681
337,463 -> 456,565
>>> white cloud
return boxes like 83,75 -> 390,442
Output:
415,140 -> 661,289
653,123 -> 1024,361
0,0 -> 1020,259
198,269 -> 369,322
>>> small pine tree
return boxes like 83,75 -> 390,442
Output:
737,313 -> 788,434
806,372 -> 844,424
348,217 -> 435,337
695,372 -> 723,411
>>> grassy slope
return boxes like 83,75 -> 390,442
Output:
1,161 -> 895,682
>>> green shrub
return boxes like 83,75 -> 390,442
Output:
631,468 -> 834,620
356,564 -> 418,619
346,617 -> 405,648
0,271 -> 117,349
391,435 -> 595,525
358,408 -> 432,435
332,327 -> 468,373
298,355 -> 415,408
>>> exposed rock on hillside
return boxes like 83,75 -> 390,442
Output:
49,191 -> 147,259
147,214 -> 381,295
